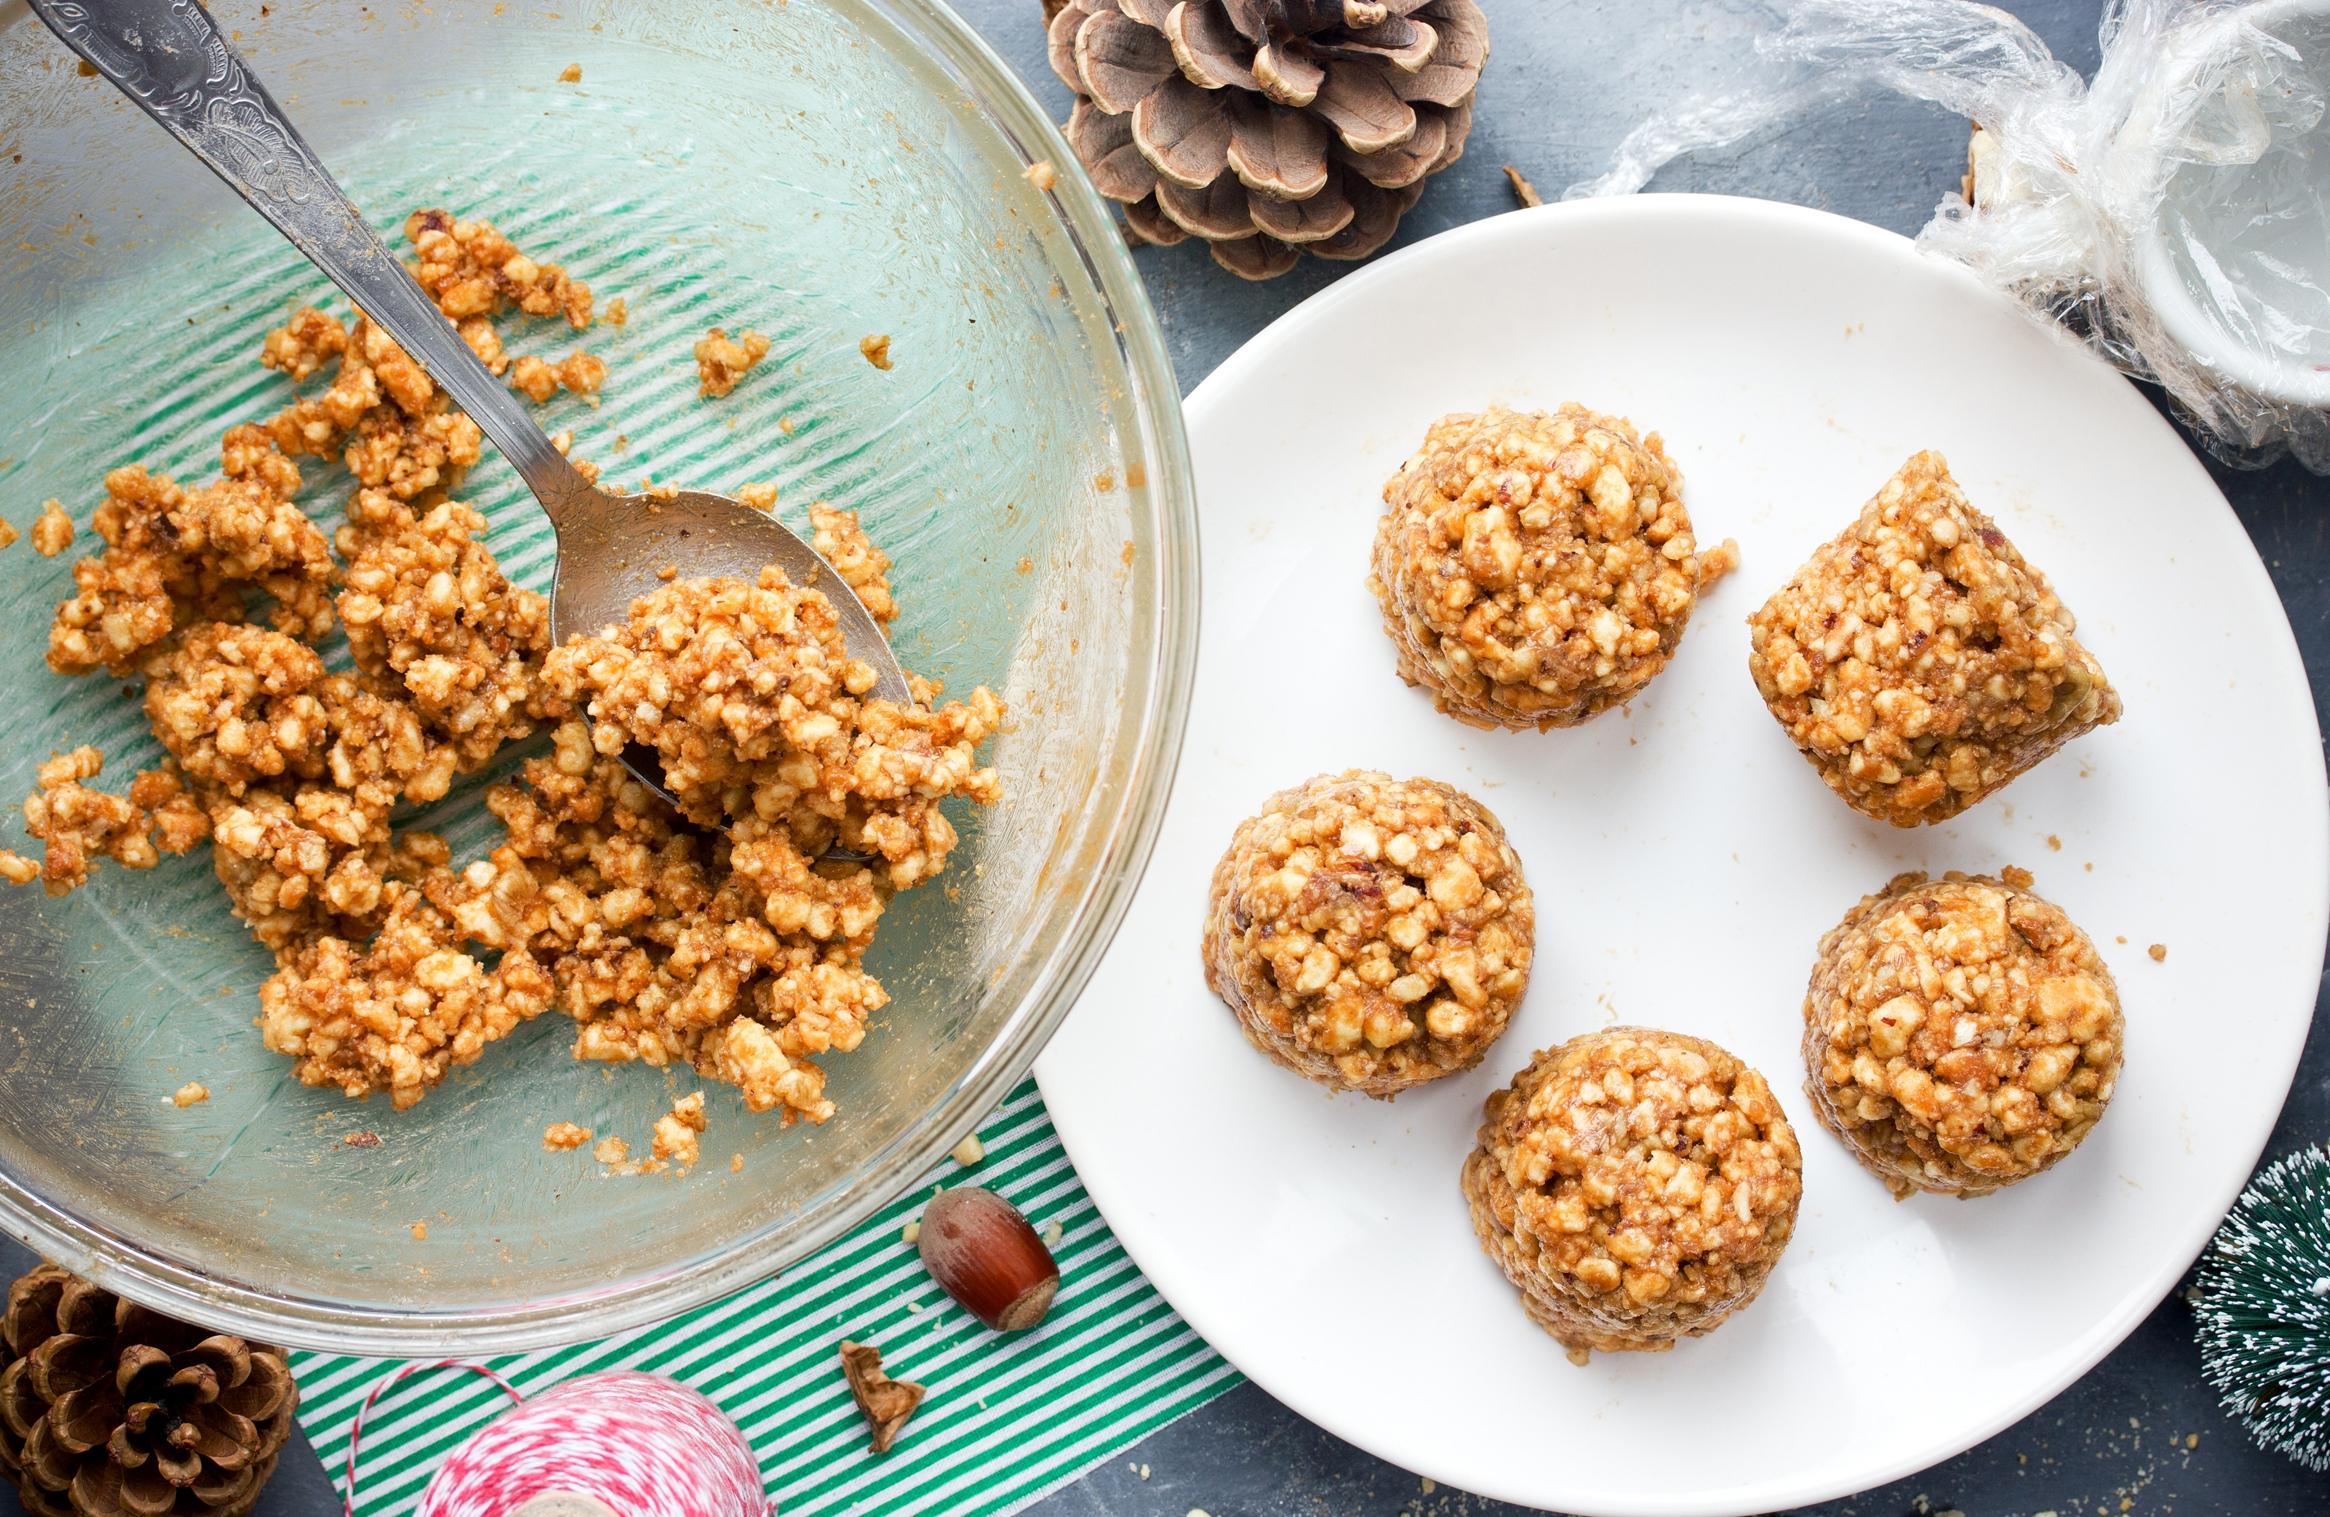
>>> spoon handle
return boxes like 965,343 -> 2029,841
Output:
28,0 -> 600,521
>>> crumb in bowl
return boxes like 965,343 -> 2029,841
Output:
694,326 -> 771,397
1748,451 -> 2120,826
1203,770 -> 1532,1097
1801,869 -> 2123,1198
1462,1026 -> 1802,1362
543,1121 -> 592,1151
1369,404 -> 1735,731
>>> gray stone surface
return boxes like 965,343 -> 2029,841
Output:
1,3 -> 2322,1515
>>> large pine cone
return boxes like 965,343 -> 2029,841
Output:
0,1267 -> 296,1517
1048,0 -> 1488,279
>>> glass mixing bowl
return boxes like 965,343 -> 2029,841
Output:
0,0 -> 1194,1353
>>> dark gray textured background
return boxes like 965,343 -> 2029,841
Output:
6,1 -> 2327,1513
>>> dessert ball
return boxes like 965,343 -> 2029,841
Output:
1462,1027 -> 1802,1362
1202,771 -> 1532,1097
1748,451 -> 2120,826
1802,869 -> 2123,1198
1369,404 -> 1735,730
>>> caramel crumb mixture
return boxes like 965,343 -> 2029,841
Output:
171,1081 -> 210,1108
9,748 -> 207,896
651,1091 -> 708,1169
695,326 -> 772,397
1748,452 -> 2120,826
2148,942 -> 2167,962
1462,1027 -> 1801,1362
859,334 -> 893,371
557,62 -> 582,82
0,516 -> 19,551
543,1121 -> 593,1151
410,1221 -> 428,1241
1371,405 -> 1732,731
1023,160 -> 1058,191
13,204 -> 996,1129
593,1135 -> 630,1167
30,500 -> 73,557
1204,770 -> 1532,1097
809,501 -> 898,626
735,481 -> 778,512
1802,870 -> 2122,1197
605,296 -> 629,327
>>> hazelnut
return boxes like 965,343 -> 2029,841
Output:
916,1187 -> 1060,1332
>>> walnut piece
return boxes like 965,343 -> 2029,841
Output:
1801,870 -> 2122,1197
1748,451 -> 2120,826
838,1340 -> 926,1454
1371,405 -> 1734,730
1204,770 -> 1532,1097
1463,1027 -> 1802,1362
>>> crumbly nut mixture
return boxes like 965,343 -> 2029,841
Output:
1370,405 -> 1735,731
0,516 -> 18,551
510,350 -> 607,404
541,569 -> 999,871
1203,770 -> 1532,1097
1802,869 -> 2122,1198
30,500 -> 73,557
859,335 -> 893,372
17,748 -> 207,895
651,1091 -> 708,1169
46,462 -> 337,677
171,1081 -> 210,1108
695,327 -> 772,398
403,209 -> 593,328
736,482 -> 779,513
11,205 -> 997,1129
337,489 -> 550,770
543,1121 -> 593,1151
1747,452 -> 2121,826
809,501 -> 899,627
1461,1027 -> 1802,1362
260,881 -> 555,1109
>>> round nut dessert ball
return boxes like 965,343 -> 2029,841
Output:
1369,404 -> 1736,731
1802,868 -> 2123,1198
1461,1027 -> 1802,1363
1202,771 -> 1533,1098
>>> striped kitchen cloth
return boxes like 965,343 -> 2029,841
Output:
295,1079 -> 1239,1516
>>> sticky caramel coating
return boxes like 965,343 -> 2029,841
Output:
1203,771 -> 1532,1097
1747,451 -> 2120,826
1369,405 -> 1735,731
1802,869 -> 2123,1198
1462,1027 -> 1802,1362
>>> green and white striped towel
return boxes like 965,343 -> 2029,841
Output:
295,1080 -> 1238,1516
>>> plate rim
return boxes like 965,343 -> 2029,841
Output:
1038,192 -> 2330,1515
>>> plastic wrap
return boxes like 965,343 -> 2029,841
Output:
1566,0 -> 2330,471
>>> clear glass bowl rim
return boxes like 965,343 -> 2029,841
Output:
0,0 -> 1200,1356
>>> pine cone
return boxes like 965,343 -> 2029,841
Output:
0,1267 -> 296,1517
1048,0 -> 1487,279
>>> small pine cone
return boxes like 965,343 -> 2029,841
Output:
0,1266 -> 297,1517
1049,0 -> 1488,279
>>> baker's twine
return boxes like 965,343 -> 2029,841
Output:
343,1362 -> 771,1516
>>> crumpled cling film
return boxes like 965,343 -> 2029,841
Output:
1565,0 -> 2330,472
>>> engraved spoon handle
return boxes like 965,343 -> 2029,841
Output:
26,0 -> 600,521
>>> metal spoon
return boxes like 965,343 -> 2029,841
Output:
30,0 -> 913,814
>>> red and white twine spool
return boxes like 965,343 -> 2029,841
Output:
345,1364 -> 768,1517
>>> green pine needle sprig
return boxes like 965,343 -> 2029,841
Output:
2194,1145 -> 2330,1470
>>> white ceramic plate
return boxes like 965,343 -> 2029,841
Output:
1034,195 -> 2328,1516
